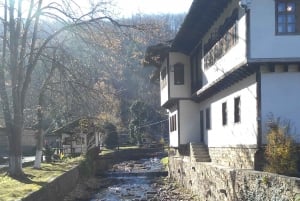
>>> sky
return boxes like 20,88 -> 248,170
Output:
114,0 -> 193,17
0,0 -> 193,19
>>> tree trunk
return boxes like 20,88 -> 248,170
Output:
34,106 -> 43,169
8,124 -> 24,177
33,149 -> 43,169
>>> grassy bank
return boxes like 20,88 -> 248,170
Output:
0,146 -> 163,201
0,157 -> 83,201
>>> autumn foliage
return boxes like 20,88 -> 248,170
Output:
264,118 -> 297,175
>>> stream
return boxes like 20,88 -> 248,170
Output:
91,158 -> 166,201
64,158 -> 199,201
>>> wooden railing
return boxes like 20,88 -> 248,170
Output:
204,22 -> 238,69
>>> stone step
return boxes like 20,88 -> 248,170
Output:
195,158 -> 211,162
192,148 -> 209,153
190,143 -> 211,163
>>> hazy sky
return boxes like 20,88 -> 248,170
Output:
0,0 -> 193,19
114,0 -> 193,17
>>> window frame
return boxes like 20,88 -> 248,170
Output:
222,102 -> 227,126
169,114 -> 177,132
174,63 -> 184,85
276,0 -> 300,35
234,97 -> 241,123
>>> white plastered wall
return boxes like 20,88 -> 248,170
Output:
204,74 -> 258,147
178,100 -> 201,145
169,52 -> 191,98
169,109 -> 179,147
250,0 -> 300,59
261,72 -> 300,144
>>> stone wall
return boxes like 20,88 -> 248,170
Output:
209,147 -> 257,169
169,155 -> 300,201
22,166 -> 80,201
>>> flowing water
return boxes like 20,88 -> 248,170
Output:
90,158 -> 166,201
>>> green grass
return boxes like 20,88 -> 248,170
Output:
160,157 -> 169,170
100,146 -> 139,155
0,146 -> 160,201
0,157 -> 84,201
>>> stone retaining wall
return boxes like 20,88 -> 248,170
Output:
169,156 -> 300,201
22,166 -> 80,201
21,148 -> 165,201
209,147 -> 257,169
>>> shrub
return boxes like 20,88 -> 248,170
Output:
264,117 -> 297,175
102,122 -> 118,149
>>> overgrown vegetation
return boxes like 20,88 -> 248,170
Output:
160,157 -> 169,170
264,116 -> 298,175
102,122 -> 119,149
129,100 -> 165,145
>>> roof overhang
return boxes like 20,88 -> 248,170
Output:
143,43 -> 171,81
52,117 -> 97,135
171,0 -> 233,54
143,43 -> 171,68
192,63 -> 257,102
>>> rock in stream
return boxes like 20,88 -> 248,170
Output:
64,158 -> 200,201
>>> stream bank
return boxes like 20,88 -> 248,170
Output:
64,158 -> 201,201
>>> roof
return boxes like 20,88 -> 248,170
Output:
143,42 -> 171,81
171,0 -> 233,54
144,43 -> 171,68
144,0 -> 233,80
52,117 -> 97,135
144,0 -> 233,68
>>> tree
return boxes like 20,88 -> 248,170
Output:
264,116 -> 297,175
128,100 -> 163,145
102,122 -> 118,149
0,0 -> 120,177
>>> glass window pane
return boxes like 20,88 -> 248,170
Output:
278,2 -> 286,12
287,2 -> 295,12
287,24 -> 296,32
277,24 -> 286,33
287,14 -> 295,23
278,15 -> 286,23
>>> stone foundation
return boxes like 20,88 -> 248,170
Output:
209,147 -> 257,169
169,155 -> 300,201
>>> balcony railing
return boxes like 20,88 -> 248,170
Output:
204,22 -> 238,69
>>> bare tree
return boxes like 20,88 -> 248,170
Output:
0,0 -> 119,177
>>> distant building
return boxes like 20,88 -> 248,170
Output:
145,0 -> 300,169
50,117 -> 100,155
0,128 -> 36,156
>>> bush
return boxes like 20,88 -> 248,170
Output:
264,117 -> 297,175
102,122 -> 118,149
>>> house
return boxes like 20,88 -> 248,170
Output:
50,118 -> 100,155
145,0 -> 300,169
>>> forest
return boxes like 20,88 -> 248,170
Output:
0,0 -> 185,176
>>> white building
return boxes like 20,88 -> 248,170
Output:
145,0 -> 300,169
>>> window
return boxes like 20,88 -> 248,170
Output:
234,97 -> 241,123
276,1 -> 300,34
169,114 -> 177,132
222,102 -> 227,126
205,107 -> 211,130
174,63 -> 184,85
